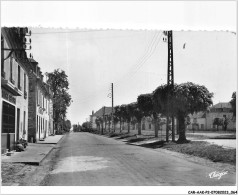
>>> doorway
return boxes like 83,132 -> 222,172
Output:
16,108 -> 20,141
1,101 -> 16,153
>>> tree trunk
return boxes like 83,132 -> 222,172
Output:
177,115 -> 188,143
113,121 -> 115,132
127,121 -> 130,133
154,119 -> 158,138
101,122 -> 104,135
138,121 -> 141,135
120,120 -> 122,133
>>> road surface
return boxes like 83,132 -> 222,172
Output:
40,132 -> 236,186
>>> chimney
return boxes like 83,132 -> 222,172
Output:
37,67 -> 40,77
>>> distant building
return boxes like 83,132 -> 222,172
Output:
28,58 -> 54,142
187,112 -> 206,131
187,102 -> 236,131
206,102 -> 236,131
90,106 -> 114,130
1,27 -> 31,153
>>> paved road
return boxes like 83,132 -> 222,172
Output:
40,132 -> 236,186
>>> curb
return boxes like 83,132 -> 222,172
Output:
38,134 -> 66,165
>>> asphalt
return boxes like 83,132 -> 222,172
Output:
1,135 -> 64,165
40,132 -> 236,186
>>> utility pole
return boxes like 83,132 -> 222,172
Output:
163,30 -> 175,142
111,83 -> 114,132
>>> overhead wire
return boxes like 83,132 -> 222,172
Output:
114,31 -> 164,87
77,31 -> 165,104
113,31 -> 160,86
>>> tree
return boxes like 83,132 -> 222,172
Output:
95,117 -> 101,131
98,116 -> 104,134
137,93 -> 159,137
153,82 -> 213,143
46,69 -> 72,133
120,104 -> 131,133
114,106 -> 123,132
128,102 -> 144,135
213,118 -> 223,131
73,124 -> 80,132
82,121 -> 90,131
230,92 -> 236,118
107,115 -> 112,132
64,119 -> 71,132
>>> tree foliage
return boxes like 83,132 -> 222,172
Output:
64,120 -> 71,132
46,69 -> 72,132
120,104 -> 130,123
230,91 -> 236,117
127,102 -> 144,135
137,93 -> 160,137
213,118 -> 223,131
114,106 -> 122,123
137,93 -> 154,116
153,82 -> 213,142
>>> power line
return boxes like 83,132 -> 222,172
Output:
114,31 -> 160,86
114,31 -> 163,87
131,32 -> 163,76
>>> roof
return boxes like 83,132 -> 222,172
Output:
189,112 -> 206,118
28,58 -> 38,64
94,107 -> 113,117
212,102 -> 231,109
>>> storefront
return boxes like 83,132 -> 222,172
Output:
1,89 -> 16,153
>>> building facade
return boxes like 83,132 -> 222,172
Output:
1,27 -> 31,153
28,59 -> 54,142
187,112 -> 206,131
187,102 -> 236,131
206,102 -> 236,131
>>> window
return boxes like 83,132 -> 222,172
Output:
149,124 -> 151,129
18,65 -> 21,89
41,118 -> 43,133
46,120 -> 47,132
1,36 -> 4,77
24,73 -> 26,92
2,101 -> 15,133
37,116 -> 38,133
39,91 -> 42,107
10,57 -> 13,83
23,111 -> 26,133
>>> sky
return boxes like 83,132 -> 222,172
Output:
1,1 -> 237,125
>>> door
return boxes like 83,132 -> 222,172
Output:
16,108 -> 20,141
39,117 -> 41,140
1,101 -> 16,153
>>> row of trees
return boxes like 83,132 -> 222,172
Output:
46,69 -> 72,134
95,82 -> 214,143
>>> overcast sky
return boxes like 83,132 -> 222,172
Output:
1,1 -> 237,125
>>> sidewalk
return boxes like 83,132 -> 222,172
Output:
1,135 -> 64,165
37,135 -> 64,144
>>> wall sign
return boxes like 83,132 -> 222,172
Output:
2,89 -> 16,104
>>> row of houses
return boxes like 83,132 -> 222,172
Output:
89,102 -> 236,132
1,27 -> 54,154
